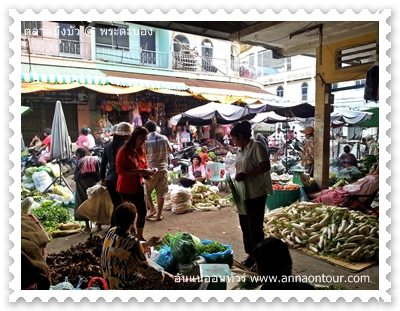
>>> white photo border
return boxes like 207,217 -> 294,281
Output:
8,8 -> 391,303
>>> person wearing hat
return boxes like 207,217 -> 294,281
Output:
300,126 -> 315,177
100,122 -> 133,228
179,154 -> 206,188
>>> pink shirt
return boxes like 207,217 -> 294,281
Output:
188,164 -> 206,180
77,135 -> 90,150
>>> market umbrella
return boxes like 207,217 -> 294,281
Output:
330,109 -> 373,125
249,111 -> 291,124
247,101 -> 316,119
50,100 -> 71,160
171,102 -> 255,126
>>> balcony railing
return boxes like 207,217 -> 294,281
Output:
172,52 -> 228,75
21,35 -> 91,60
96,45 -> 170,68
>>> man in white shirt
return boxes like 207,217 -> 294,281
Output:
270,128 -> 285,149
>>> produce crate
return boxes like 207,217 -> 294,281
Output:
266,189 -> 300,211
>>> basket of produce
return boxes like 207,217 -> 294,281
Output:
200,239 -> 233,267
267,184 -> 300,211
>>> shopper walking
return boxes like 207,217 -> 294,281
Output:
143,120 -> 173,221
100,122 -> 133,228
116,126 -> 156,241
73,148 -> 101,233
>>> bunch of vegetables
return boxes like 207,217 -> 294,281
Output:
31,200 -> 74,236
207,151 -> 216,160
358,155 -> 378,175
21,185 -> 49,202
201,242 -> 228,254
264,202 -> 379,262
190,183 -> 230,211
272,184 -> 300,191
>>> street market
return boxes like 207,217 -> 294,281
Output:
18,18 -> 384,294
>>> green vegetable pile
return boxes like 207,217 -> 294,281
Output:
238,277 -> 262,290
31,200 -> 74,235
207,151 -> 216,160
169,232 -> 203,264
202,242 -> 228,254
357,155 -> 378,175
21,186 -> 49,202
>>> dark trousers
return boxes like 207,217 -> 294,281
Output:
106,179 -> 122,228
239,195 -> 268,256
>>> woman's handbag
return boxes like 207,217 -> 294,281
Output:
193,169 -> 202,178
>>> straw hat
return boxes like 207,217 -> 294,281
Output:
300,126 -> 314,135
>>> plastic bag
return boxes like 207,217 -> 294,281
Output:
169,232 -> 203,265
337,166 -> 362,181
32,170 -> 53,193
155,245 -> 178,273
199,239 -> 234,267
225,155 -> 236,178
76,185 -> 113,225
177,255 -> 206,276
53,184 -> 69,198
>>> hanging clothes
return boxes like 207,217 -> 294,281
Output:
364,65 -> 379,102
202,125 -> 210,139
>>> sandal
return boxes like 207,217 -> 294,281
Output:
81,228 -> 91,234
157,216 -> 164,221
146,211 -> 157,219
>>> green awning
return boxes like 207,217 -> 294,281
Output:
21,64 -> 108,85
21,64 -> 189,91
357,108 -> 379,128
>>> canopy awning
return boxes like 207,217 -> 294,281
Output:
21,64 -> 108,85
100,70 -> 273,103
21,64 -> 189,91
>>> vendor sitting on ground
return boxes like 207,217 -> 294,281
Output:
101,202 -> 195,290
308,163 -> 379,211
179,154 -> 206,188
253,237 -> 315,290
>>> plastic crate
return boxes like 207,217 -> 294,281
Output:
266,189 -> 300,210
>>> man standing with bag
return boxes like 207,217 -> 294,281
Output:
143,120 -> 173,221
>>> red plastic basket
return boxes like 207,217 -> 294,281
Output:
87,277 -> 108,290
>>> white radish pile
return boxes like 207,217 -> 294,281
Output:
264,202 -> 379,261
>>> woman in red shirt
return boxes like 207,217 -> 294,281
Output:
116,126 -> 156,241
199,146 -> 211,165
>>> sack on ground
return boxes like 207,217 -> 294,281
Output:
171,201 -> 191,214
76,185 -> 113,225
170,187 -> 192,204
